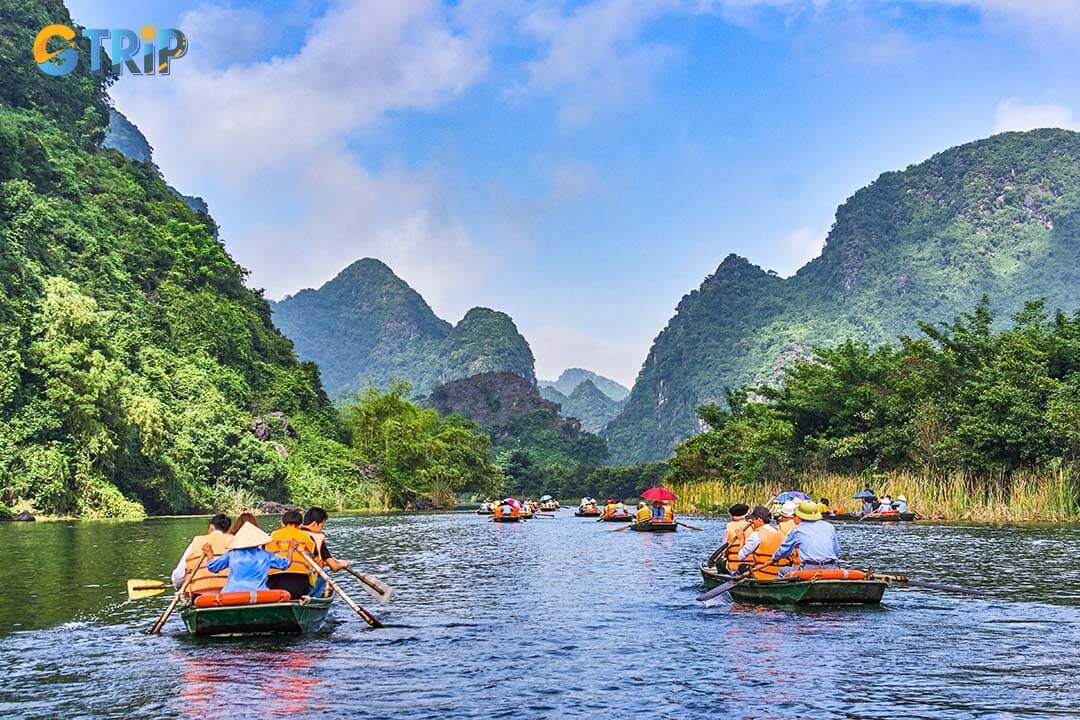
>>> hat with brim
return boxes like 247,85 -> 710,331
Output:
229,522 -> 273,550
780,500 -> 798,518
795,500 -> 823,521
897,495 -> 907,502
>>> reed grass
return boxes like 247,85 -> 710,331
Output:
673,469 -> 1080,523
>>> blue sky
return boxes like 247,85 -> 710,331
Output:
65,0 -> 1080,385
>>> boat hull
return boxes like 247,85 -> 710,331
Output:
575,510 -> 601,517
492,515 -> 525,522
826,512 -> 917,522
599,514 -> 633,522
630,521 -> 677,532
699,564 -> 886,605
180,597 -> 334,636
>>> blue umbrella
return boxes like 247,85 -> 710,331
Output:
773,491 -> 810,504
540,495 -> 553,502
853,490 -> 876,500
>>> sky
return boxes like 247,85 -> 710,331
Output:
65,0 -> 1080,387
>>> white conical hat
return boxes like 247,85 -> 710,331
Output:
228,522 -> 273,549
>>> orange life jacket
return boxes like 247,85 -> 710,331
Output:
724,519 -> 748,572
301,526 -> 327,567
635,507 -> 652,522
662,506 -> 674,523
268,526 -> 316,577
183,532 -> 233,595
778,518 -> 796,537
748,525 -> 796,579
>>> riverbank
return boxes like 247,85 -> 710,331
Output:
672,469 -> 1080,523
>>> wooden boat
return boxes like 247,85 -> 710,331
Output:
476,507 -> 493,515
180,596 -> 334,636
630,519 -> 677,532
825,512 -> 917,522
699,563 -> 887,606
575,508 -> 601,517
539,503 -> 559,512
492,513 -> 525,522
598,514 -> 633,522
519,511 -> 534,520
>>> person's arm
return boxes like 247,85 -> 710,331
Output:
171,540 -> 197,588
831,528 -> 841,559
207,549 -> 230,573
267,546 -> 293,571
321,539 -> 349,571
772,528 -> 799,560
738,531 -> 761,561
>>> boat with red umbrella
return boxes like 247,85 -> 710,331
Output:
631,487 -> 680,531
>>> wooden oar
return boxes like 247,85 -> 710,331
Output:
127,579 -> 170,600
706,542 -> 729,567
697,560 -> 776,608
343,566 -> 395,604
676,521 -> 702,531
148,554 -> 205,634
872,572 -> 985,595
299,550 -> 383,628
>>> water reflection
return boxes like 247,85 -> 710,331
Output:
177,647 -> 327,717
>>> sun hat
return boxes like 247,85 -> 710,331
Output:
897,495 -> 907,502
728,503 -> 750,518
228,522 -> 273,550
795,500 -> 823,521
779,500 -> 798,518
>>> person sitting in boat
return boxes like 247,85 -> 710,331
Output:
723,503 -> 750,572
861,497 -> 876,516
771,501 -> 840,574
875,495 -> 896,514
171,513 -> 232,594
662,502 -> 675,523
302,507 -> 349,598
635,502 -> 652,523
204,523 -> 297,593
777,501 -> 797,537
496,501 -> 517,518
652,500 -> 666,520
895,495 -> 909,514
735,506 -> 791,579
602,499 -> 618,517
267,510 -> 318,600
228,512 -> 259,535
613,501 -> 630,516
818,498 -> 831,515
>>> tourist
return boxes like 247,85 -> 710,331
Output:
895,495 -> 909,514
204,523 -> 297,593
735,506 -> 788,579
662,502 -> 675,523
778,501 -> 798,537
228,511 -> 259,535
861,497 -> 876,516
171,513 -> 232,594
876,495 -> 894,513
603,498 -> 618,517
723,503 -> 750,572
302,507 -> 349,598
613,500 -> 630,516
652,500 -> 665,519
635,502 -> 651,523
267,510 -> 318,599
771,501 -> 841,574
818,497 -> 831,515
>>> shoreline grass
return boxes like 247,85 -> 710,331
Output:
672,469 -> 1080,523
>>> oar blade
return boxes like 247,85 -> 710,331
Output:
349,569 -> 395,604
697,579 -> 738,604
127,579 -> 169,600
905,579 -> 985,596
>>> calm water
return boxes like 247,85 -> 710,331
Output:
1,513 -> 1078,719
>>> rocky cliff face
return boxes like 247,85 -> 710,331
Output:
606,129 -> 1080,463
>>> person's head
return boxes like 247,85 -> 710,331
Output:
748,505 -> 771,528
795,500 -> 823,523
779,500 -> 798,519
637,502 -> 646,509
729,503 -> 750,520
228,512 -> 259,535
282,509 -> 303,527
209,513 -> 231,533
897,495 -> 907,503
303,506 -> 329,530
820,498 -> 830,506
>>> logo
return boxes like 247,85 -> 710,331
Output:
34,24 -> 187,76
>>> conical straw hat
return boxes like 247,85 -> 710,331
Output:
228,522 -> 273,550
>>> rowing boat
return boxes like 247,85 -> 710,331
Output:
539,503 -> 559,512
476,508 -> 493,515
492,514 -> 525,522
598,514 -> 633,522
699,563 -> 887,605
825,512 -> 917,522
180,596 -> 334,636
630,520 -> 677,532
575,508 -> 601,517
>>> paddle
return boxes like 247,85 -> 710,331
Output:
127,579 -> 170,600
299,550 -> 383,628
676,521 -> 702,531
697,560 -> 776,608
148,554 -> 206,634
342,566 -> 395,604
872,572 -> 985,595
706,542 -> 729,567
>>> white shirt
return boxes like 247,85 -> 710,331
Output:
737,529 -> 762,561
171,529 -> 225,588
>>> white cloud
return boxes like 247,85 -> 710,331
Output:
177,5 -> 280,69
529,325 -> 644,388
774,226 -> 824,276
109,0 -> 491,311
924,1 -> 1080,34
994,99 -> 1079,133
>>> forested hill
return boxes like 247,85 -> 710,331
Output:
539,368 -> 629,401
606,129 -> 1080,463
271,258 -> 535,397
0,0 -> 367,517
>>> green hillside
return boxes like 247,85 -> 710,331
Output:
0,0 -> 372,517
541,379 -> 625,433
539,367 -> 629,401
607,130 -> 1080,463
271,260 -> 535,398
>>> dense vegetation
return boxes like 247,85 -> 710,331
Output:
667,300 -> 1080,501
426,372 -> 608,498
540,379 -> 625,433
607,130 -> 1080,463
539,368 -> 629,401
271,258 -> 535,398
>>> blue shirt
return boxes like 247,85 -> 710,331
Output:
772,520 -> 841,564
207,547 -> 290,593
895,500 -> 908,513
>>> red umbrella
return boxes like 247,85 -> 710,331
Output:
640,487 -> 677,502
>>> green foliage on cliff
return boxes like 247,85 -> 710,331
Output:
0,0 -> 373,516
667,299 -> 1080,491
540,368 -> 629,401
540,379 -> 625,433
609,130 -> 1080,463
271,259 -> 535,398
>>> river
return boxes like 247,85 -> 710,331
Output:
1,512 -> 1078,718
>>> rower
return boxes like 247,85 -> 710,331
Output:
723,503 -> 750,573
651,500 -> 665,520
895,495 -> 909,514
613,501 -> 629,516
205,523 -> 297,593
662,502 -> 674,523
603,498 -> 618,517
876,495 -> 895,514
302,507 -> 349,598
267,510 -> 318,599
735,506 -> 789,579
171,513 -> 232,594
771,501 -> 841,574
777,501 -> 797,537
635,502 -> 651,523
